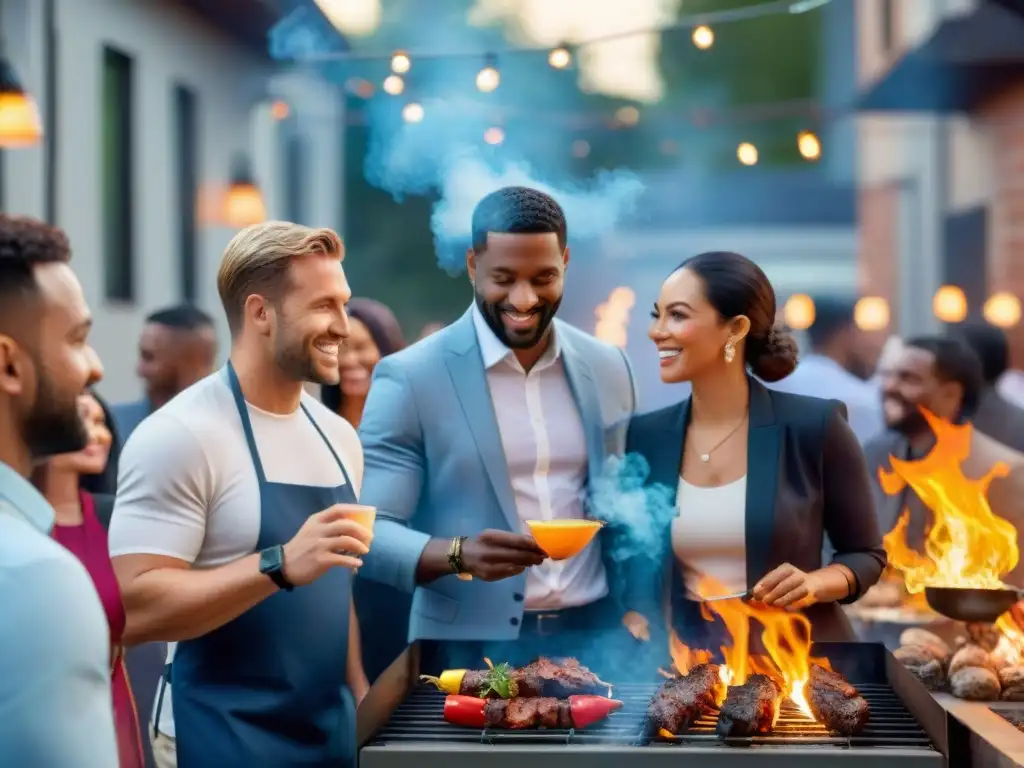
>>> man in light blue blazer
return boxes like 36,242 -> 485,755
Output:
358,187 -> 637,675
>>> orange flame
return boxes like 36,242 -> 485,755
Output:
667,576 -> 825,719
880,410 -> 1017,592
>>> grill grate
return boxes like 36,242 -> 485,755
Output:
368,681 -> 936,751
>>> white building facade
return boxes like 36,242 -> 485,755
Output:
1,0 -> 346,399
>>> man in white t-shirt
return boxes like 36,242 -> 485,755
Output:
110,221 -> 374,768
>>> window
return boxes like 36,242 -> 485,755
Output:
173,83 -> 198,303
879,0 -> 895,52
282,125 -> 307,224
101,47 -> 134,302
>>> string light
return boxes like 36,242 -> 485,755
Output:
615,105 -> 640,127
854,297 -> 890,331
737,142 -> 758,165
345,77 -> 375,98
390,50 -> 410,73
571,139 -> 591,158
0,57 -> 42,148
783,294 -> 815,330
548,47 -> 571,69
659,138 -> 679,156
383,74 -> 404,95
692,25 -> 714,49
402,102 -> 424,123
984,292 -> 1022,328
483,126 -> 504,145
476,54 -> 500,93
797,130 -> 821,160
933,285 -> 967,323
270,100 -> 290,120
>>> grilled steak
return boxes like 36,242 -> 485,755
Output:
806,664 -> 870,735
717,674 -> 782,738
463,658 -> 603,698
522,657 -> 608,698
647,663 -> 725,734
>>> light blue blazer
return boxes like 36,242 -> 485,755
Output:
357,308 -> 637,642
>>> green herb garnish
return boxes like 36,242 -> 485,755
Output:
478,662 -> 520,699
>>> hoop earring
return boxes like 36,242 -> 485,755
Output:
724,342 -> 736,363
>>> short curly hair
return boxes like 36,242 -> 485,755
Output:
0,214 -> 71,330
471,186 -> 567,254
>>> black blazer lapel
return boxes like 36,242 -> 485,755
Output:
650,400 -> 689,496
745,379 -> 781,589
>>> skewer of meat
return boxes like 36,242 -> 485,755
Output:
421,656 -> 611,699
805,664 -> 870,735
646,663 -> 725,735
443,695 -> 623,730
716,674 -> 782,738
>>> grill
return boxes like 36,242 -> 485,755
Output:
358,642 -> 960,768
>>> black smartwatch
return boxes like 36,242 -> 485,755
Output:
259,545 -> 294,592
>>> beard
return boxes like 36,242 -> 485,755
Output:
475,289 -> 561,350
23,370 -> 88,460
273,320 -> 339,386
885,396 -> 929,435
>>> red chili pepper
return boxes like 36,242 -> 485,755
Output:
443,695 -> 487,728
568,695 -> 623,729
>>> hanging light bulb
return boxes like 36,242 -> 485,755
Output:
737,142 -> 758,166
0,57 -> 42,148
476,54 -> 500,93
222,156 -> 266,229
383,75 -> 404,96
270,100 -> 290,120
548,46 -> 571,69
854,296 -> 890,331
798,130 -> 821,161
390,50 -> 411,74
483,126 -> 504,145
933,285 -> 967,323
692,25 -> 714,49
402,102 -> 424,123
614,105 -> 640,127
783,294 -> 815,331
984,291 -> 1022,328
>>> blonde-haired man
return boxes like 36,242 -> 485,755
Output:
110,221 -> 373,768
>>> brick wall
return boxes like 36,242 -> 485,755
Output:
980,82 -> 1024,368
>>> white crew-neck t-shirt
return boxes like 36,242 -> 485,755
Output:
108,371 -> 363,739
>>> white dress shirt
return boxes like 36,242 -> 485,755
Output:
472,306 -> 609,611
769,354 -> 884,444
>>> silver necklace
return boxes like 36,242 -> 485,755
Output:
693,416 -> 747,463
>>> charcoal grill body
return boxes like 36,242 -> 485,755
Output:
359,643 -> 960,768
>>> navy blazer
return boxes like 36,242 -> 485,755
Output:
622,378 -> 886,642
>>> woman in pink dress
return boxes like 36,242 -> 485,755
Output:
34,393 -> 145,768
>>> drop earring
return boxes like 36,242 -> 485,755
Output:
724,342 -> 735,363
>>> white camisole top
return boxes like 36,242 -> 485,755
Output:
671,475 -> 748,597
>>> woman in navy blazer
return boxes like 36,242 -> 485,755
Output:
618,252 -> 886,649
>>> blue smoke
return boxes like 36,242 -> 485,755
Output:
590,453 -> 676,607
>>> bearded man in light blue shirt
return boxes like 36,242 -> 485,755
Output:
0,214 -> 116,767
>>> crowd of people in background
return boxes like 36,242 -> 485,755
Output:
6,188 -> 1024,766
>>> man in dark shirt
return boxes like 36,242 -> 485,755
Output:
954,322 -> 1024,453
